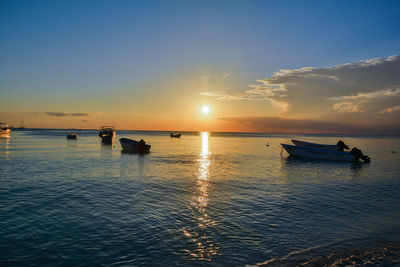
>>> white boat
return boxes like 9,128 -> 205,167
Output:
99,126 -> 115,144
281,144 -> 357,162
291,139 -> 339,150
0,123 -> 11,137
120,138 -> 151,153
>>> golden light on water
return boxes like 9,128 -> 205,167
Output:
1,137 -> 10,156
184,131 -> 218,260
199,132 -> 210,181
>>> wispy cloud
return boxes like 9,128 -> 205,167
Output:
200,73 -> 232,80
70,113 -> 90,117
26,111 -> 94,117
45,112 -> 90,117
330,88 -> 400,101
377,105 -> 400,114
45,112 -> 69,117
219,115 -> 400,135
332,101 -> 360,113
202,55 -> 400,131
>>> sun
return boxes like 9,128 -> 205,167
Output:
201,105 -> 210,115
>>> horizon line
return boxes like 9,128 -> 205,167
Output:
11,127 -> 400,137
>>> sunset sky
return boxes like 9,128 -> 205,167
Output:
1,0 -> 400,134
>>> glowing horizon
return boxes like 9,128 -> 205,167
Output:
1,1 -> 400,135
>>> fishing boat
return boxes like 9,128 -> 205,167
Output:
0,123 -> 11,137
120,138 -> 151,153
67,133 -> 78,139
18,119 -> 26,130
281,144 -> 370,162
170,133 -> 181,138
99,126 -> 115,144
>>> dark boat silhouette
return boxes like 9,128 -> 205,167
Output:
99,126 -> 115,144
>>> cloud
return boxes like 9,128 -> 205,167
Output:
70,113 -> 90,117
202,55 -> 400,132
330,88 -> 400,101
377,105 -> 400,114
260,55 -> 400,116
45,112 -> 69,117
219,116 -> 400,135
45,112 -> 90,117
200,73 -> 232,80
222,73 -> 231,79
332,101 -> 360,113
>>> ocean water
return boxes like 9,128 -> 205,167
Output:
1,130 -> 400,266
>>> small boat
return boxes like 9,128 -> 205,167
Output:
0,123 -> 11,137
120,138 -> 151,153
99,126 -> 115,144
67,133 -> 78,139
281,144 -> 370,162
18,119 -> 26,130
170,133 -> 181,138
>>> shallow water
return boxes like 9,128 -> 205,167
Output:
1,130 -> 400,266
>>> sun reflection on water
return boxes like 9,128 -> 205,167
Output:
0,137 -> 10,156
184,132 -> 218,261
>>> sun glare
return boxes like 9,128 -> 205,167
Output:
201,105 -> 210,115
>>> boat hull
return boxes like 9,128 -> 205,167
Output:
101,134 -> 114,144
120,138 -> 151,153
99,126 -> 115,144
281,144 -> 355,162
67,133 -> 78,139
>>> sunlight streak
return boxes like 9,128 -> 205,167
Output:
184,131 -> 218,260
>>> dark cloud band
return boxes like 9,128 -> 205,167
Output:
45,112 -> 90,117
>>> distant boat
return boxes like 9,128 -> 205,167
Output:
99,126 -> 115,144
67,133 -> 78,139
281,144 -> 370,163
120,138 -> 151,153
0,122 -> 11,137
170,133 -> 181,138
18,119 -> 26,130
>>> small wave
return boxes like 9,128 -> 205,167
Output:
253,239 -> 400,266
152,155 -> 196,164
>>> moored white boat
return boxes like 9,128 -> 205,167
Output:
120,138 -> 151,153
0,123 -> 11,137
281,143 -> 356,162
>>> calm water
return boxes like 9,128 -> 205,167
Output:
1,130 -> 400,266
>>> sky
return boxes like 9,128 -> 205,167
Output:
1,0 -> 400,134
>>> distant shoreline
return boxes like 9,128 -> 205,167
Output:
10,128 -> 400,137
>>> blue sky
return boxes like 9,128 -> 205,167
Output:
1,0 -> 399,132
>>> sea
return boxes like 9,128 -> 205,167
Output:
1,129 -> 400,266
